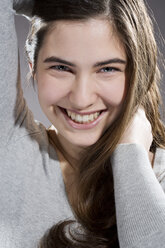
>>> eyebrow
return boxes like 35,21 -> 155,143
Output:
43,56 -> 126,67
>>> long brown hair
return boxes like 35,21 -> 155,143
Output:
25,0 -> 165,247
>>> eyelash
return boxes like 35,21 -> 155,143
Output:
99,67 -> 120,73
49,65 -> 120,73
49,65 -> 72,73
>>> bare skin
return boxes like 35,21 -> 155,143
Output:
35,19 -> 127,160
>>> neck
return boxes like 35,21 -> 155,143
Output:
48,126 -> 84,168
58,133 -> 83,165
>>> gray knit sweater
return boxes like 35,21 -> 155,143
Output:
0,0 -> 165,247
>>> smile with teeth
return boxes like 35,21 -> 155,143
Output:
66,109 -> 101,123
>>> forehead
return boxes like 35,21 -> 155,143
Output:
40,18 -> 126,64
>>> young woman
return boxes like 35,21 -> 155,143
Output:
1,0 -> 165,247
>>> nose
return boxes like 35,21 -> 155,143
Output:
69,74 -> 97,110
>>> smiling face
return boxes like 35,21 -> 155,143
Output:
35,18 -> 127,155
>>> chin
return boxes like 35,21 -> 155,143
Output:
65,133 -> 101,149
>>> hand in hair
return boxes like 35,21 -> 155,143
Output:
119,108 -> 153,153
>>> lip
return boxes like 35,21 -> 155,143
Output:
58,107 -> 107,130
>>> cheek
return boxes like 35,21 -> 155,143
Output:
100,75 -> 127,106
37,75 -> 68,106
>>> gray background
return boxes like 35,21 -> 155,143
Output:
15,0 -> 165,127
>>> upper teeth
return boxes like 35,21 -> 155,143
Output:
66,110 -> 100,123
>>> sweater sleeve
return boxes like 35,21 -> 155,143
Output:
13,0 -> 34,17
111,144 -> 165,248
0,0 -> 34,146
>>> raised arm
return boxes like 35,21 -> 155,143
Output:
111,109 -> 165,248
0,0 -> 33,146
13,0 -> 34,16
